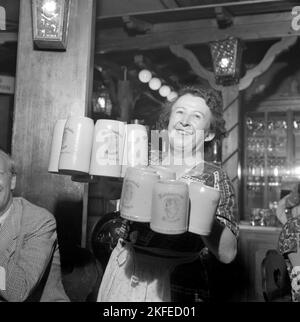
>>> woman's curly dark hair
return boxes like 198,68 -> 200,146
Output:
155,85 -> 227,142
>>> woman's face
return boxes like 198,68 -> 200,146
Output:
167,93 -> 214,154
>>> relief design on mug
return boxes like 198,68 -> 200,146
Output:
60,127 -> 74,154
97,129 -> 123,165
125,127 -> 148,168
127,136 -> 147,160
213,171 -> 220,190
159,193 -> 184,222
121,179 -> 139,209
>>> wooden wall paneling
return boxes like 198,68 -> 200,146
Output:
12,0 -> 95,248
221,86 -> 240,214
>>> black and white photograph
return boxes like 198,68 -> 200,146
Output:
1,0 -> 300,310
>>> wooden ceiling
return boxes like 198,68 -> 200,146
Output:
94,0 -> 300,125
0,0 -> 299,112
96,0 -> 300,52
97,0 -> 299,28
95,0 -> 300,86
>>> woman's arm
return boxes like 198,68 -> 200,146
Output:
201,169 -> 238,264
201,220 -> 237,264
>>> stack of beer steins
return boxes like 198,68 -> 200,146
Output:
119,165 -> 221,236
48,116 -> 221,236
48,116 -> 148,178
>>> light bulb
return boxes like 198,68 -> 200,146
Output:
97,97 -> 106,109
138,69 -> 152,83
159,85 -> 171,97
167,91 -> 178,102
149,78 -> 161,90
42,0 -> 57,15
219,57 -> 230,69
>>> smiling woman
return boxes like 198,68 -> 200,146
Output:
156,86 -> 226,143
97,84 -> 238,303
167,93 -> 214,159
154,85 -> 226,168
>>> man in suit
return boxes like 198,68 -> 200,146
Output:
0,149 -> 69,302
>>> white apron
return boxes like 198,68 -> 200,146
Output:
97,239 -> 199,302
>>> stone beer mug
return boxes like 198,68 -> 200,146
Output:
58,116 -> 94,175
48,119 -> 66,173
89,119 -> 126,177
150,180 -> 189,234
188,182 -> 220,235
121,124 -> 149,177
120,166 -> 159,222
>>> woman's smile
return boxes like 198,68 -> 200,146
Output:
174,125 -> 193,136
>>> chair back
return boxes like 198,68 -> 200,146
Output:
261,249 -> 291,301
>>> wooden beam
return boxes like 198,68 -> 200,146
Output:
221,86 -> 240,212
98,0 -> 286,19
0,31 -> 17,44
215,7 -> 233,29
159,0 -> 179,9
239,36 -> 298,90
96,12 -> 300,53
81,184 -> 89,248
253,96 -> 300,112
169,44 -> 219,90
122,16 -> 153,34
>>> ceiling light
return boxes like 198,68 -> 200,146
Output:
159,85 -> 171,97
149,77 -> 161,90
138,69 -> 152,83
210,37 -> 243,86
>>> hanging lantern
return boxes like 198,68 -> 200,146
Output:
210,37 -> 243,86
31,0 -> 71,50
92,84 -> 112,116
